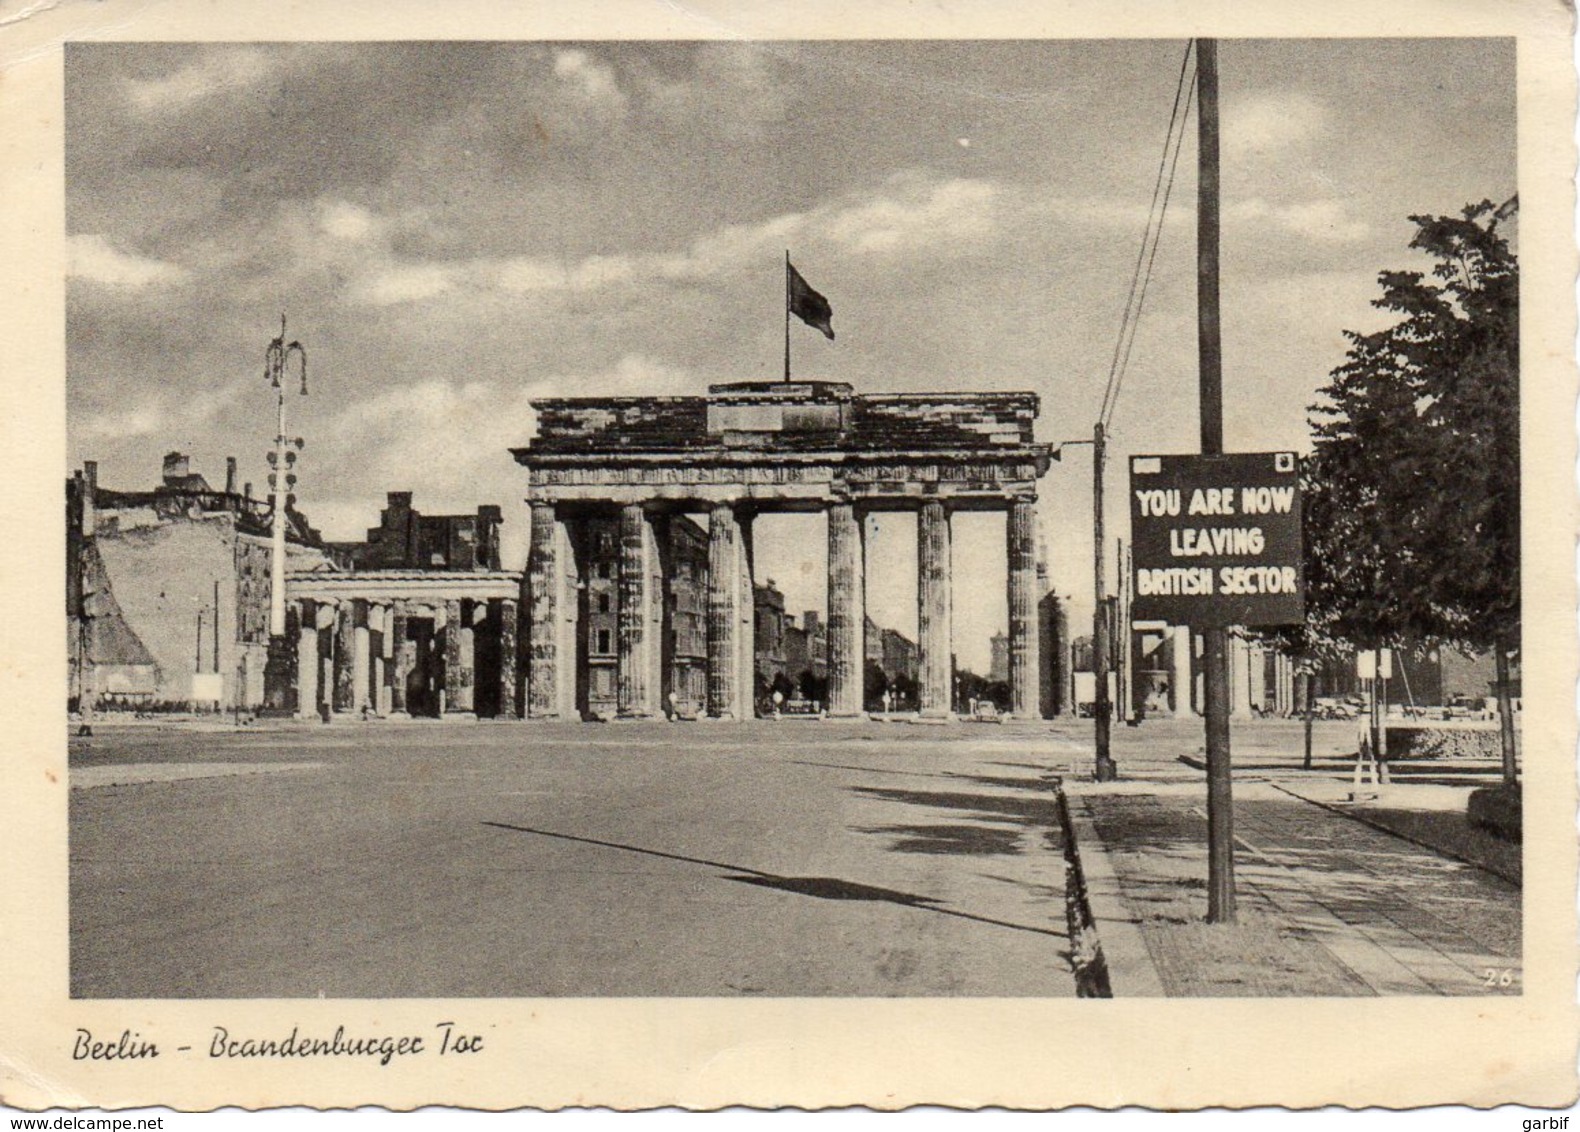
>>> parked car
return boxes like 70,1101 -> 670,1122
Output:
1437,694 -> 1505,720
970,701 -> 1004,723
1314,696 -> 1357,720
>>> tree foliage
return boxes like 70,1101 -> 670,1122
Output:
1301,200 -> 1519,658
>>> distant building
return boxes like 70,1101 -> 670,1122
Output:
666,519 -> 710,715
68,453 -> 329,710
864,615 -> 919,710
327,491 -> 502,572
778,609 -> 828,705
782,609 -> 828,701
581,514 -> 709,719
749,581 -> 916,712
988,632 -> 1009,684
754,580 -> 788,700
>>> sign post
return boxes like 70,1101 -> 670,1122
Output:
1130,449 -> 1305,921
1194,37 -> 1235,923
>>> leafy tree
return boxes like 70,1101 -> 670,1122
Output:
1303,199 -> 1519,779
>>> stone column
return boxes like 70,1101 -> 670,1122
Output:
295,600 -> 319,720
1248,641 -> 1267,714
444,598 -> 474,716
1170,624 -> 1194,717
917,501 -> 953,718
737,513 -> 756,718
389,601 -> 412,717
1230,633 -> 1254,720
463,602 -> 480,710
332,601 -> 356,713
316,603 -> 337,716
1281,654 -> 1297,716
497,597 -> 519,719
650,518 -> 669,715
1006,500 -> 1039,718
351,600 -> 371,713
526,502 -> 562,718
369,602 -> 390,715
706,504 -> 740,719
379,603 -> 395,715
826,502 -> 865,717
556,521 -> 580,720
617,503 -> 657,718
1055,597 -> 1074,717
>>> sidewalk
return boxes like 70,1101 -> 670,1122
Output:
1065,774 -> 1521,996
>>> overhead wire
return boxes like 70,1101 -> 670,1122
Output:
1098,39 -> 1197,432
1105,62 -> 1196,431
1098,39 -> 1192,426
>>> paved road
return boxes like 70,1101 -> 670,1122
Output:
70,721 -> 1081,998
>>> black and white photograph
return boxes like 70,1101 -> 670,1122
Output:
4,0 -> 1576,1114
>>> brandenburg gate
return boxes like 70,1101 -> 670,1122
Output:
512,380 -> 1054,721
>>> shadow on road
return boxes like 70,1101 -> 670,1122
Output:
481,820 -> 1061,938
851,785 -> 1057,826
726,875 -> 941,904
854,822 -> 1023,856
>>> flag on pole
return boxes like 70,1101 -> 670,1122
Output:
787,260 -> 835,340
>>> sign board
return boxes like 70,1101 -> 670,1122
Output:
1129,451 -> 1304,628
191,672 -> 224,703
1356,649 -> 1393,680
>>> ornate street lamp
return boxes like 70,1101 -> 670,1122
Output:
264,316 -> 307,638
259,317 -> 307,714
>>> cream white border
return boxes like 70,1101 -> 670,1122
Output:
1,0 -> 1574,1111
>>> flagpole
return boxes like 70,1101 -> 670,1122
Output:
784,250 -> 791,382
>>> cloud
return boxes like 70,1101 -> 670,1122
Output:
639,43 -> 789,136
68,234 -> 188,289
74,404 -> 165,443
318,200 -> 377,242
355,263 -> 457,306
552,49 -> 628,116
825,177 -> 997,253
492,253 -> 639,295
309,353 -> 694,538
1225,93 -> 1330,159
344,175 -> 1005,308
1227,198 -> 1371,244
123,47 -> 278,112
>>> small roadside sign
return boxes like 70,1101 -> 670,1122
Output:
1356,649 -> 1393,680
1129,451 -> 1304,628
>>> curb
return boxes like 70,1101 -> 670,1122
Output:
1058,788 -> 1167,998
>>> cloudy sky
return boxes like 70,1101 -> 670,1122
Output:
66,39 -> 1514,670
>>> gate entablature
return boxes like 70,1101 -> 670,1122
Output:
513,381 -> 1053,510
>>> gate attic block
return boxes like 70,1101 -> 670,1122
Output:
516,382 -> 1051,510
513,381 -> 1054,720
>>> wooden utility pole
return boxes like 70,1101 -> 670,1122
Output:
1093,421 -> 1117,780
213,579 -> 221,675
1303,667 -> 1315,770
1117,538 -> 1132,722
1197,38 -> 1236,923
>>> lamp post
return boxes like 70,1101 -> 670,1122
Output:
262,317 -> 307,712
1052,426 -> 1117,781
264,317 -> 308,635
